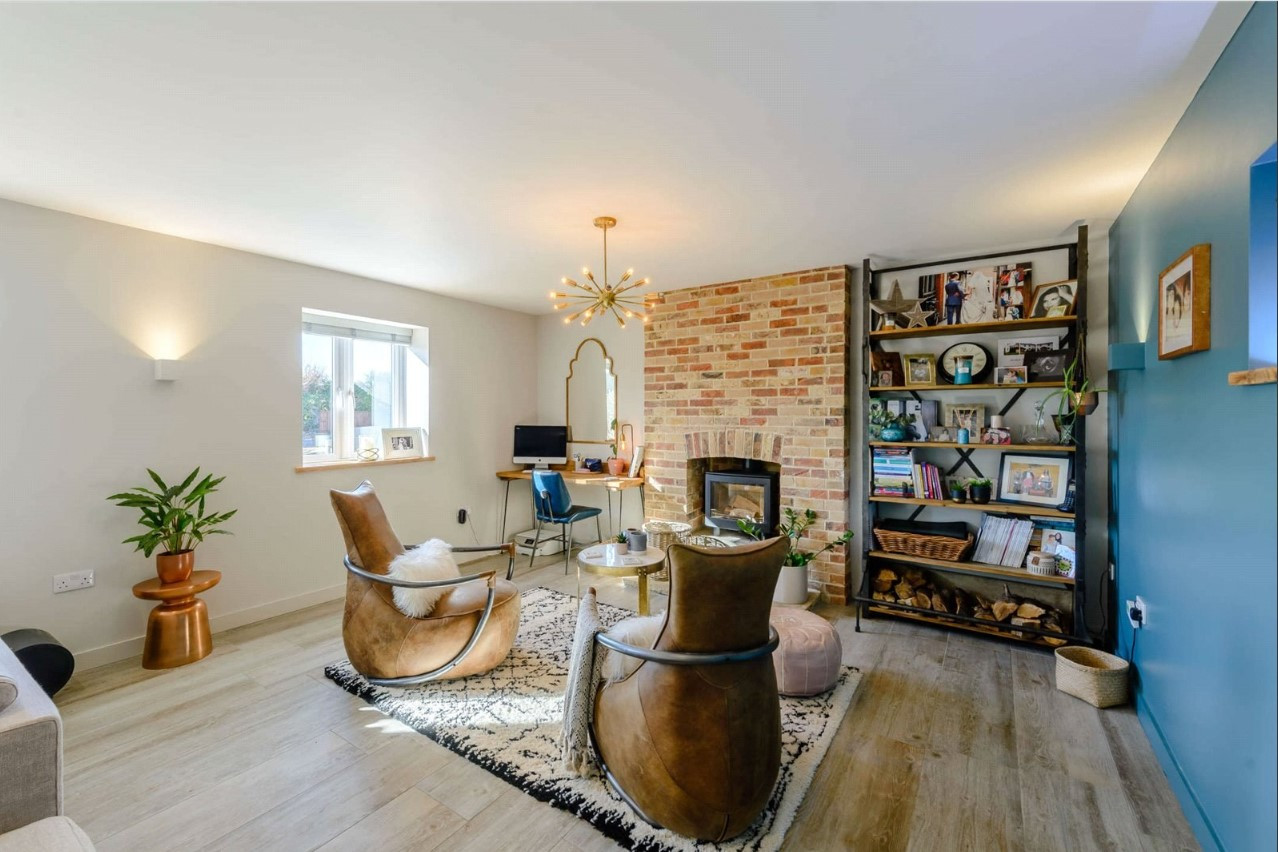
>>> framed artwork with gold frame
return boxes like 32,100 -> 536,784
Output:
902,353 -> 937,387
1158,244 -> 1211,359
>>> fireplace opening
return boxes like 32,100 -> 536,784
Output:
704,464 -> 780,535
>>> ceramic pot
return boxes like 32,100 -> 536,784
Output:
607,457 -> 627,476
880,426 -> 906,442
603,542 -> 628,560
970,484 -> 992,504
626,529 -> 647,552
773,564 -> 808,605
156,550 -> 194,584
950,489 -> 967,504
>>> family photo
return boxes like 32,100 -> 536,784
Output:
1029,280 -> 1076,317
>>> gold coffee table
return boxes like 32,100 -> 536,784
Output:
577,545 -> 668,615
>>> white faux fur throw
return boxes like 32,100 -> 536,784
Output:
386,539 -> 459,617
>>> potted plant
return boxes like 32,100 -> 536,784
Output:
948,479 -> 968,503
107,468 -> 236,583
603,530 -> 628,560
738,507 -> 854,605
606,419 -> 627,475
967,478 -> 993,504
1041,349 -> 1108,444
870,407 -> 915,442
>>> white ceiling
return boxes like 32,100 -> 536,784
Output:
0,2 -> 1247,314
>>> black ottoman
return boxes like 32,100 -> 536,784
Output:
1,628 -> 75,696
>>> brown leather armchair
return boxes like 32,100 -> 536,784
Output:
331,481 -> 521,686
591,536 -> 787,841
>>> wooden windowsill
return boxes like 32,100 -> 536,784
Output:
295,456 -> 436,474
1227,366 -> 1277,386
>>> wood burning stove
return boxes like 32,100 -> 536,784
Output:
704,468 -> 779,535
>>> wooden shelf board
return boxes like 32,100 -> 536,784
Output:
869,495 -> 1074,519
1227,366 -> 1277,386
871,315 -> 1077,340
870,441 -> 1075,453
863,604 -> 1069,648
867,550 -> 1075,586
295,456 -> 436,474
870,381 -> 1064,393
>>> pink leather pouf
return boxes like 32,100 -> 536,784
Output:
769,607 -> 842,697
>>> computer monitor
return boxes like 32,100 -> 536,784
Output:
513,425 -> 569,468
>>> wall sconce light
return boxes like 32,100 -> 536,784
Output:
1108,342 -> 1145,371
153,359 -> 182,381
617,422 -> 635,459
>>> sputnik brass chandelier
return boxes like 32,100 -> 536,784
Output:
550,216 -> 655,328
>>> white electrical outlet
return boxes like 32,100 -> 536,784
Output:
53,570 -> 95,594
1126,597 -> 1147,629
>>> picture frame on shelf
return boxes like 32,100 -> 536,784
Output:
1026,348 -> 1075,382
996,452 -> 1073,508
870,350 -> 904,386
997,335 -> 1061,367
995,263 -> 1033,320
628,445 -> 644,478
942,403 -> 986,432
923,267 -> 998,325
1028,280 -> 1077,318
1158,244 -> 1211,359
902,353 -> 937,386
875,370 -> 895,387
928,426 -> 953,442
382,427 -> 427,460
981,426 -> 1012,445
995,366 -> 1028,385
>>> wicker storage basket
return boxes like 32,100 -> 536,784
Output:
873,527 -> 974,562
643,520 -> 693,581
1054,646 -> 1129,708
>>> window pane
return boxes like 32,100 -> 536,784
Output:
406,345 -> 429,446
353,338 -> 395,451
302,333 -> 334,456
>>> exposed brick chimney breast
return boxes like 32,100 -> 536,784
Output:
643,266 -> 853,602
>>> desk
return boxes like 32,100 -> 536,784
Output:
496,469 -> 645,542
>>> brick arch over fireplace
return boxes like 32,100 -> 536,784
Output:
642,266 -> 853,602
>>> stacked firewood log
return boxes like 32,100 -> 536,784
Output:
869,567 -> 1068,645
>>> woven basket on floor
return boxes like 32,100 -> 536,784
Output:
872,527 -> 973,561
1054,646 -> 1130,708
643,520 -> 693,581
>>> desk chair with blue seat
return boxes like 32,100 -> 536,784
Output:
528,470 -> 603,573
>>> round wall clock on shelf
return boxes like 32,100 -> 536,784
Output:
938,342 -> 993,384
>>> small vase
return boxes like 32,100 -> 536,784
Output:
1051,414 -> 1077,445
156,550 -> 194,584
1071,392 -> 1099,415
954,356 -> 973,385
970,484 -> 992,504
607,457 -> 627,476
880,426 -> 906,442
956,428 -> 970,445
773,564 -> 809,605
604,542 -> 628,560
950,489 -> 967,504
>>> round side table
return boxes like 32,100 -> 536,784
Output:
131,570 -> 222,669
577,546 -> 667,616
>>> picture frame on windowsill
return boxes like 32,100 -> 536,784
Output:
382,427 -> 427,460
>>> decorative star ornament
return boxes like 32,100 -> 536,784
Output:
901,305 -> 935,328
869,279 -> 922,326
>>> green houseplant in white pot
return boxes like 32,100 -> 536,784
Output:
738,507 -> 854,604
107,468 -> 236,584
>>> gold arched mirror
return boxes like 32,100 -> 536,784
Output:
566,338 -> 617,445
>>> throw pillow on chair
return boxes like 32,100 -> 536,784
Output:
387,540 -> 460,617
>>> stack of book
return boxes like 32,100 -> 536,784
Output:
872,447 -> 914,496
911,461 -> 944,501
973,513 -> 1036,567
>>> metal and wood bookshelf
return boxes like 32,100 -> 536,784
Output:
856,226 -> 1092,648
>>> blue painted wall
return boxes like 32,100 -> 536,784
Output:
1108,5 -> 1276,850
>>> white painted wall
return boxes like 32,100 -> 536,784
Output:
534,315 -> 646,537
0,199 -> 538,666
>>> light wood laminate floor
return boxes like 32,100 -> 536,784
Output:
56,554 -> 1199,851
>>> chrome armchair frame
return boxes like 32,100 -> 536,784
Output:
342,542 -> 516,686
588,625 -> 780,828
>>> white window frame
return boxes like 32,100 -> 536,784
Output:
301,310 -> 425,466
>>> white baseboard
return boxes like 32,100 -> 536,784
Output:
74,583 -> 347,671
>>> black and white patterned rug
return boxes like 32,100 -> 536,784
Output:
323,587 -> 860,852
